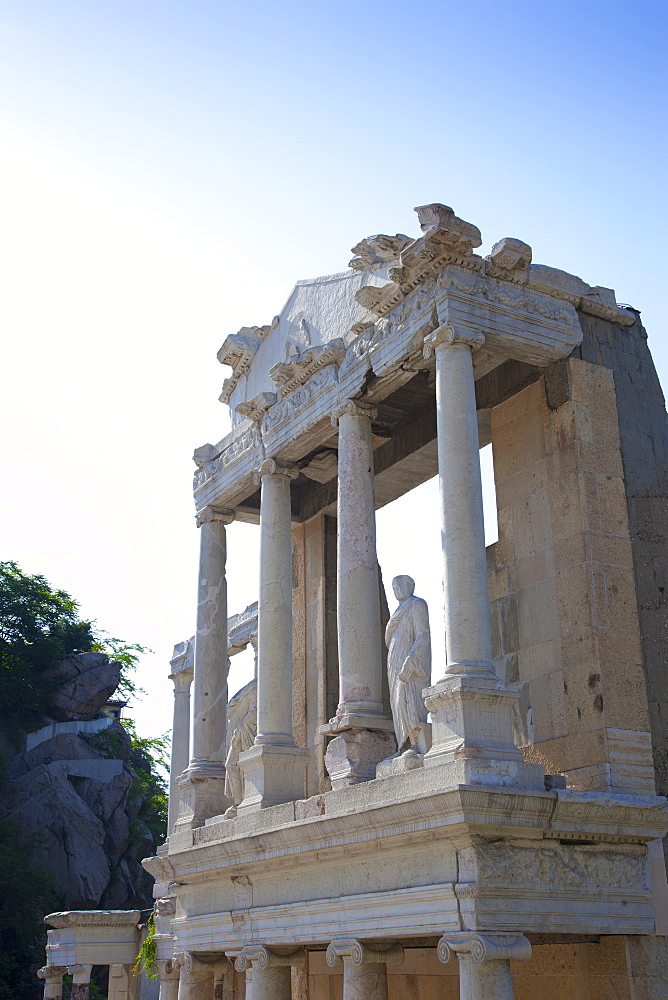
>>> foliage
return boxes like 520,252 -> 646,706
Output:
133,913 -> 158,980
90,633 -> 151,701
0,561 -> 95,732
121,718 -> 169,847
0,820 -> 59,1000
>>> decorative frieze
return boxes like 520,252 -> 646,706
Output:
269,339 -> 346,398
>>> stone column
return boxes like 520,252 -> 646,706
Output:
68,965 -> 93,1000
167,652 -> 194,835
177,504 -> 234,828
322,401 -> 395,788
238,460 -> 308,811
437,932 -> 531,1000
422,326 -> 542,789
157,959 -> 180,1000
235,945 -> 306,1000
326,939 -> 403,1000
37,966 -> 67,1000
176,953 -> 230,1000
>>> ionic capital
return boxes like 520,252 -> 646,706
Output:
423,325 -> 485,358
331,399 -> 378,426
195,505 -> 236,528
437,932 -> 531,964
235,945 -> 306,971
37,967 -> 68,981
326,938 -> 403,968
178,952 -> 232,974
252,458 -> 299,485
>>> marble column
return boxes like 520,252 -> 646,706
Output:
326,939 -> 403,1000
177,505 -> 234,828
176,953 -> 230,1000
437,932 -> 531,1000
157,959 -> 180,1000
238,460 -> 307,811
38,966 -> 67,1000
235,945 -> 306,1000
167,650 -> 194,835
422,327 -> 542,789
68,965 -> 93,1000
322,401 -> 395,789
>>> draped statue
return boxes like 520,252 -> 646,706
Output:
385,575 -> 431,755
224,677 -> 257,815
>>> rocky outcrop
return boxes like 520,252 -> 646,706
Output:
45,652 -> 122,721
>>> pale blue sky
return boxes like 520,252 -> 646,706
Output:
1,1 -> 665,739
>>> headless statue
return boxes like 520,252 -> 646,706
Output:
385,575 -> 431,755
224,677 -> 257,816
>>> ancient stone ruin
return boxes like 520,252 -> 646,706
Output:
43,204 -> 668,999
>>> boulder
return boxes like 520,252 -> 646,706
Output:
46,652 -> 122,721
24,731 -> 108,768
1,763 -> 111,908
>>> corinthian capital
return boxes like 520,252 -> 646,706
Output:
331,399 -> 378,426
252,458 -> 300,485
437,932 -> 531,964
423,325 -> 485,358
195,505 -> 236,528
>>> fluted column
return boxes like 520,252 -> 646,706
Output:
176,504 -> 234,829
422,327 -> 542,789
326,939 -> 403,1000
38,966 -> 67,1000
235,945 -> 305,1000
167,652 -> 194,835
438,932 -> 531,1000
238,460 -> 307,811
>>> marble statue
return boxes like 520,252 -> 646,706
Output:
385,575 -> 431,754
224,678 -> 257,813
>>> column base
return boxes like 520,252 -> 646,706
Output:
174,762 -> 230,830
324,728 -> 397,789
237,743 -> 308,812
423,675 -> 544,789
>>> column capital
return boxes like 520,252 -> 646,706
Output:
252,458 -> 299,485
177,952 -> 232,973
437,932 -> 531,964
235,945 -> 306,971
67,965 -> 93,983
37,967 -> 68,980
195,504 -> 235,528
423,325 -> 485,358
326,938 -> 403,967
331,398 -> 378,426
169,667 -> 193,692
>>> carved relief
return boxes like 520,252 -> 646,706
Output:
193,424 -> 263,491
263,365 -> 339,433
485,237 -> 532,280
234,392 -> 277,422
349,233 -> 412,270
269,339 -> 346,398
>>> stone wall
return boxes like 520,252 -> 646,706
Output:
487,359 -> 655,792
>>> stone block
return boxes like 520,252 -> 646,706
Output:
518,639 -> 561,682
562,661 -> 606,733
560,628 -> 597,669
518,577 -> 560,648
601,661 -> 651,731
548,472 -> 586,540
522,728 -> 608,773
493,414 -> 528,480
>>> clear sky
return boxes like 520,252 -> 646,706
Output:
1,1 -> 666,741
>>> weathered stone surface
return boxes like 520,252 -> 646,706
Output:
46,652 -> 122,721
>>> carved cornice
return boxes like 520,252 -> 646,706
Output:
269,340 -> 346,398
331,399 -> 378,425
234,392 -> 277,422
326,938 -> 403,967
44,910 -> 141,928
235,945 -> 306,971
217,326 -> 273,405
423,325 -> 485,358
485,237 -> 532,280
252,458 -> 299,485
349,234 -> 412,270
195,505 -> 235,528
437,932 -> 531,964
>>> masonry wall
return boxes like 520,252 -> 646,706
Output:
487,359 -> 655,791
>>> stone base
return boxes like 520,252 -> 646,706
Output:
238,743 -> 309,813
174,762 -> 230,830
423,754 -> 545,790
376,748 -> 425,778
324,729 -> 397,789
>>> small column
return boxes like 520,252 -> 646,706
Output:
177,505 -> 235,828
157,960 -> 180,1000
422,326 -> 542,788
37,966 -> 67,1000
326,939 -> 403,1000
68,965 -> 93,1000
322,401 -> 395,789
235,945 -> 306,1000
176,953 -> 230,1000
238,459 -> 308,812
167,644 -> 194,834
437,932 -> 531,1000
